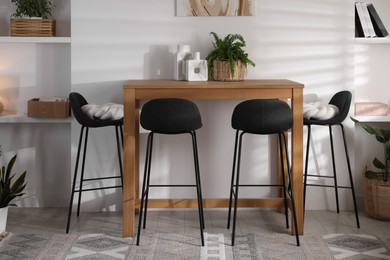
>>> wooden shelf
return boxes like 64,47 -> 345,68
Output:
0,36 -> 71,43
0,111 -> 71,123
355,37 -> 390,44
353,115 -> 390,122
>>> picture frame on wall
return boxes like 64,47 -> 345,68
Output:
176,0 -> 256,17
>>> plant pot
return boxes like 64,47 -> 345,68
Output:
364,177 -> 390,220
212,60 -> 246,81
0,207 -> 9,233
10,18 -> 56,37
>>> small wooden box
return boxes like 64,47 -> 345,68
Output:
355,102 -> 389,116
10,19 -> 55,37
27,98 -> 70,118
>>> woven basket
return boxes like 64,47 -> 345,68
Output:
364,176 -> 390,220
212,60 -> 246,81
10,19 -> 55,37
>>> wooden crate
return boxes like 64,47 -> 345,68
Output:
27,98 -> 70,118
10,19 -> 55,37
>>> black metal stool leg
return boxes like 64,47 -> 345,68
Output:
137,132 -> 153,246
228,130 -> 239,229
192,131 -> 205,230
115,126 -> 124,188
191,131 -> 205,246
303,125 -> 311,211
232,131 -> 244,246
142,133 -> 154,229
281,133 -> 300,246
329,125 -> 340,214
119,125 -> 124,148
77,127 -> 89,217
340,124 -> 360,228
279,134 -> 289,229
66,126 -> 85,233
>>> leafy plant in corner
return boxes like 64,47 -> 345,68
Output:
206,32 -> 255,79
11,0 -> 54,19
351,117 -> 389,182
0,148 -> 27,208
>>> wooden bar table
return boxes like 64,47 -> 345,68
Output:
122,79 -> 304,237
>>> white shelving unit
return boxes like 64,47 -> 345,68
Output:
354,115 -> 390,122
355,37 -> 390,44
0,0 -> 71,121
0,0 -> 72,207
0,111 -> 71,123
0,36 -> 71,43
353,0 -> 390,204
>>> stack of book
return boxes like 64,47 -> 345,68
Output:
355,2 -> 389,38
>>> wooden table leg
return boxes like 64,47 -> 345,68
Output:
291,88 -> 304,235
123,89 -> 136,237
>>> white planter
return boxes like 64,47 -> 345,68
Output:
0,207 -> 9,234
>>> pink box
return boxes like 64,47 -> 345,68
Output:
354,102 -> 388,116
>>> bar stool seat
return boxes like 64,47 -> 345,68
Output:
227,99 -> 300,246
136,98 -> 204,246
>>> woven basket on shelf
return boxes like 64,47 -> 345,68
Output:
212,60 -> 246,81
10,19 -> 55,37
364,176 -> 390,220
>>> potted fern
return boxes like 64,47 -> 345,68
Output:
351,117 -> 390,220
206,32 -> 255,81
10,0 -> 55,37
0,148 -> 27,233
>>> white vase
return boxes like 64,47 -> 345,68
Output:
174,45 -> 192,81
0,207 -> 9,234
186,52 -> 208,81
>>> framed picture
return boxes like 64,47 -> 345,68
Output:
176,0 -> 256,17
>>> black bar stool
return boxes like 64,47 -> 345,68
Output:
304,91 -> 360,228
227,99 -> 300,246
66,92 -> 123,233
136,98 -> 204,246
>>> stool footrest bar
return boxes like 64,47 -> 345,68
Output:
306,183 -> 352,189
75,185 -> 122,192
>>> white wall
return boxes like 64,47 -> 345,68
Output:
70,0 -> 360,212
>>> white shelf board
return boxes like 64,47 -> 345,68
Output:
0,111 -> 72,123
0,36 -> 71,43
353,115 -> 390,122
355,37 -> 390,44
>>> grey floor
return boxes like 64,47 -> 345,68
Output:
6,207 -> 390,240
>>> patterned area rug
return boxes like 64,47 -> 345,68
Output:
0,232 -> 389,259
324,234 -> 390,260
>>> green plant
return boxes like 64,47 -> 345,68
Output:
206,32 -> 255,79
0,149 -> 27,208
11,0 -> 54,19
351,117 -> 389,182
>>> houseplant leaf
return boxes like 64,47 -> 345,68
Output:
0,153 -> 27,208
351,117 -> 389,182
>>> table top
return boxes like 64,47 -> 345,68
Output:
123,79 -> 304,89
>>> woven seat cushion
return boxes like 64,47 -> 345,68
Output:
232,99 -> 292,134
304,91 -> 352,126
141,98 -> 202,134
69,92 -> 123,128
